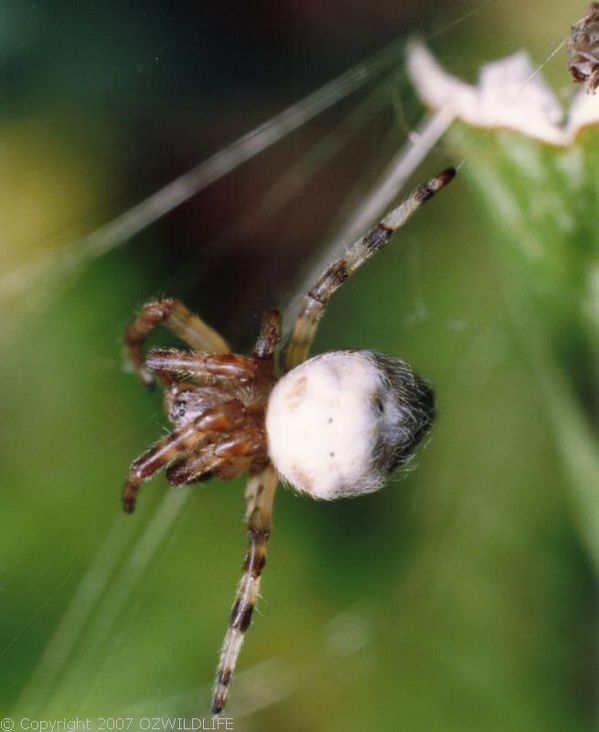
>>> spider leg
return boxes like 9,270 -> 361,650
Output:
208,312 -> 281,713
166,444 -> 223,486
124,298 -> 230,387
166,429 -> 265,485
253,309 -> 281,360
122,400 -> 246,513
285,167 -> 456,370
212,464 -> 278,715
146,350 -> 257,382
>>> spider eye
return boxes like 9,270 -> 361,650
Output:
168,396 -> 189,423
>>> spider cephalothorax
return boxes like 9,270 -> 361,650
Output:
121,167 -> 455,714
122,307 -> 281,511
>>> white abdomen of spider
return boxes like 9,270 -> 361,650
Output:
265,350 -> 435,500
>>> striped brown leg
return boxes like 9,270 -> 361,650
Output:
212,464 -> 278,714
165,444 -> 222,486
124,298 -> 230,386
253,309 -> 281,360
145,350 -> 258,382
166,430 -> 265,486
123,400 -> 246,513
285,168 -> 456,370
209,312 -> 281,713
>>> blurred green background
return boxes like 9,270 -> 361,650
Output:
0,2 -> 596,731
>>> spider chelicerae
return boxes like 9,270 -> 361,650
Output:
122,166 -> 456,714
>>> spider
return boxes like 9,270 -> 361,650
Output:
568,2 -> 599,93
122,166 -> 456,714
